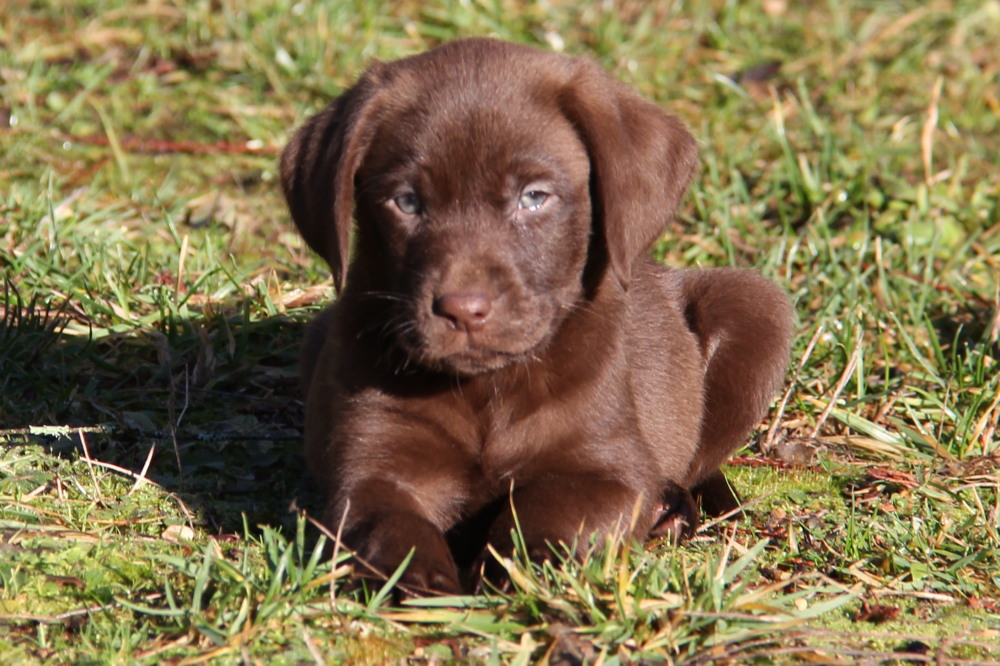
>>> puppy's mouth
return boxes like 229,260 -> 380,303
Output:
430,345 -> 528,375
406,329 -> 546,376
395,293 -> 557,376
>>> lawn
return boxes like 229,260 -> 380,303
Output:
2,0 -> 999,663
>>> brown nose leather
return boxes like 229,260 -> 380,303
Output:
433,293 -> 493,331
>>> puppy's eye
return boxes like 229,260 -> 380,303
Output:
517,190 -> 549,211
392,193 -> 422,215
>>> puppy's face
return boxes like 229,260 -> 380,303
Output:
282,39 -> 700,378
353,73 -> 593,375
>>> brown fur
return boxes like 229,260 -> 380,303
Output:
281,38 -> 793,594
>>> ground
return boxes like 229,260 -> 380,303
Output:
1,0 -> 999,663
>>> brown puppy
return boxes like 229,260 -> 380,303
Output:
281,38 -> 793,594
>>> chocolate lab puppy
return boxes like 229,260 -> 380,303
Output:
280,38 -> 792,594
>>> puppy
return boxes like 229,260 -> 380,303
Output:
280,38 -> 793,594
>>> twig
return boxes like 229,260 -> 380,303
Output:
177,233 -> 189,303
329,501 -> 350,604
0,423 -> 299,443
872,589 -> 958,604
83,458 -> 196,525
167,365 -> 190,486
0,424 -> 114,438
686,628 -> 1000,666
697,491 -> 773,534
764,324 -> 824,451
0,593 -> 162,624
127,443 -> 157,496
67,476 -> 96,502
988,280 -> 1000,346
728,455 -> 824,473
713,524 -> 740,582
809,322 -> 864,439
301,625 -> 327,665
76,430 -> 104,502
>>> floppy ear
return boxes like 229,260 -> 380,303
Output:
560,59 -> 698,287
280,64 -> 387,293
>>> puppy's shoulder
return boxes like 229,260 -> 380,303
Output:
622,259 -> 701,363
627,259 -> 687,312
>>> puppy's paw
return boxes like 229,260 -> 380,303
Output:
348,515 -> 462,597
693,469 -> 742,519
392,550 -> 463,598
649,482 -> 699,542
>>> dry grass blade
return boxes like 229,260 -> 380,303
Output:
809,323 -> 864,440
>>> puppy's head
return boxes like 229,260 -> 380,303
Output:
281,38 -> 697,376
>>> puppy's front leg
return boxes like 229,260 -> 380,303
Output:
332,479 -> 462,595
480,474 -> 643,587
313,411 -> 474,596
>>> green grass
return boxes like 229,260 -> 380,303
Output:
2,0 -> 999,662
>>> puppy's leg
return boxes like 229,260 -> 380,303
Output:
692,468 -> 741,517
478,475 -> 642,588
331,479 -> 462,596
649,480 -> 699,541
677,268 -> 793,514
305,394 -> 472,595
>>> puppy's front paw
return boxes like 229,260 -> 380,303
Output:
348,514 -> 462,596
649,481 -> 699,541
395,548 -> 463,597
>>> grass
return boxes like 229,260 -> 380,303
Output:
2,0 -> 999,662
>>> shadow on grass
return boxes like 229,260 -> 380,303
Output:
931,304 -> 1000,361
0,285 -> 322,536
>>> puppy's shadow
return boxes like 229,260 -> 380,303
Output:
0,296 -> 320,537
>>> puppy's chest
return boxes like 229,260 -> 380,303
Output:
406,373 -> 593,479
477,398 -> 565,475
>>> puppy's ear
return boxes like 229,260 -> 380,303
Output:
560,60 -> 698,287
280,64 -> 387,292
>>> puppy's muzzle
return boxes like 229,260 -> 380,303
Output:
432,292 -> 494,333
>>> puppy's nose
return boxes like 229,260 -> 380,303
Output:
433,293 -> 493,332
